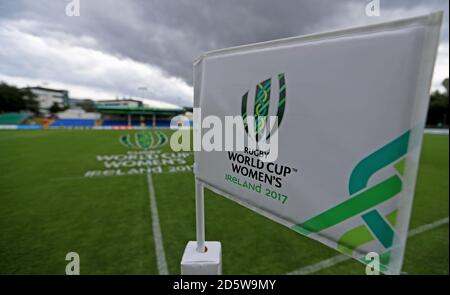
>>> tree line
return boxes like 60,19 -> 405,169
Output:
0,82 -> 40,114
0,79 -> 448,127
0,82 -> 69,115
427,78 -> 449,127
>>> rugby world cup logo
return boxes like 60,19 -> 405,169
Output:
120,131 -> 168,149
241,73 -> 287,141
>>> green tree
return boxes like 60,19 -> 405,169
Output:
22,88 -> 40,114
49,102 -> 65,114
427,78 -> 449,127
0,82 -> 40,114
76,99 -> 96,112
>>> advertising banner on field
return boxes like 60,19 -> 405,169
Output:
193,12 -> 442,274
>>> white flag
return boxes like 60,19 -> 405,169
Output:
193,12 -> 442,274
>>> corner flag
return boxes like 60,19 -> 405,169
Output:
193,12 -> 442,274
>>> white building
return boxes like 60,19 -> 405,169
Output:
27,87 -> 68,114
57,108 -> 100,120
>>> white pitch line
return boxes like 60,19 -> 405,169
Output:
286,254 -> 351,275
286,217 -> 449,275
147,173 -> 169,275
424,129 -> 449,135
408,217 -> 449,236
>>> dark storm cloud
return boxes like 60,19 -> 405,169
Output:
1,0 -> 446,84
1,0 -> 355,83
0,0 -> 448,101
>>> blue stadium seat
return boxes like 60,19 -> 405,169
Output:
101,119 -> 177,128
102,120 -> 139,126
51,119 -> 96,127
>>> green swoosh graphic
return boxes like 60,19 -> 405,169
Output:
292,175 -> 402,236
362,210 -> 394,248
291,130 -> 410,272
337,210 -> 398,255
349,131 -> 410,195
349,130 -> 410,249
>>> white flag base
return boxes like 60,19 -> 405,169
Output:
181,241 -> 222,275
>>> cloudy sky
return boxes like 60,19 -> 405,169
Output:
0,0 -> 448,106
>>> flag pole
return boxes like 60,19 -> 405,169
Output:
195,178 -> 206,253
180,178 -> 222,274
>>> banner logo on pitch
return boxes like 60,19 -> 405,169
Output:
120,131 -> 169,149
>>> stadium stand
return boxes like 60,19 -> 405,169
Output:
96,102 -> 185,128
102,120 -> 140,126
50,118 -> 96,127
0,113 -> 31,125
101,119 -> 172,127
153,120 -> 171,128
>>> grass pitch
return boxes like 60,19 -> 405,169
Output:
0,130 -> 448,274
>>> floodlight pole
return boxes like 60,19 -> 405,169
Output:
195,179 -> 206,253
